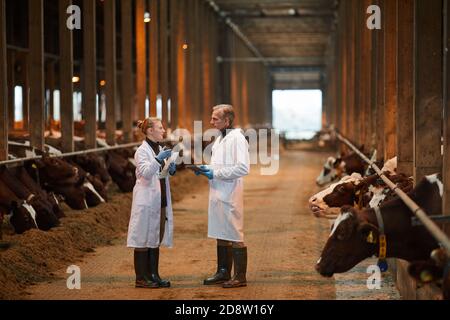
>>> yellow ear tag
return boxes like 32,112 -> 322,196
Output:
32,164 -> 37,169
366,231 -> 376,244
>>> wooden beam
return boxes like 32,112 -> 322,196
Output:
375,0 -> 385,160
59,0 -> 74,152
135,0 -> 147,120
353,0 -> 362,145
397,0 -> 414,176
0,0 -> 7,160
346,0 -> 356,144
169,0 -> 179,128
28,0 -> 45,150
104,0 -> 117,145
443,0 -> 450,233
83,0 -> 97,148
45,61 -> 55,129
414,0 -> 443,181
384,0 -> 397,160
7,50 -> 14,132
121,0 -> 133,142
149,0 -> 159,118
159,0 -> 169,128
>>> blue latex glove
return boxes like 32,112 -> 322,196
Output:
169,162 -> 176,175
156,148 -> 172,162
199,168 -> 214,180
198,165 -> 211,171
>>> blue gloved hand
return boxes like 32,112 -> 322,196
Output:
198,165 -> 211,172
199,168 -> 214,180
169,162 -> 176,175
156,148 -> 172,162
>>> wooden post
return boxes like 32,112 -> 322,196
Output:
0,0 -> 7,160
104,0 -> 117,145
136,0 -> 147,120
353,0 -> 362,145
149,0 -> 159,118
83,0 -> 97,148
59,0 -> 74,152
395,0 -> 417,299
7,50 -> 14,132
169,0 -> 179,129
46,61 -> 55,129
346,0 -> 356,144
28,0 -> 44,150
361,0 -> 373,151
443,0 -> 450,236
397,0 -> 414,176
414,0 -> 443,181
384,0 -> 397,160
375,0 -> 385,159
121,0 -> 133,142
159,0 -> 169,128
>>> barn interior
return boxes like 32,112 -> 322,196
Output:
1,0 -> 450,301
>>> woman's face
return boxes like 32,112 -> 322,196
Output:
146,121 -> 165,142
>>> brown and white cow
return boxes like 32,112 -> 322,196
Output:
0,178 -> 38,234
315,173 -> 443,277
0,166 -> 59,231
315,150 -> 370,186
25,156 -> 89,210
310,157 -> 401,217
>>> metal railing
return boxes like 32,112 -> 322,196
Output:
0,142 -> 141,166
334,131 -> 450,254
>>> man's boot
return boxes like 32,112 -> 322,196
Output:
223,247 -> 247,288
148,248 -> 171,287
203,245 -> 232,285
134,250 -> 158,288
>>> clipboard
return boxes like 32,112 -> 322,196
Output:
159,151 -> 179,179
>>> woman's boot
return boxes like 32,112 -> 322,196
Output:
134,250 -> 158,288
148,248 -> 171,287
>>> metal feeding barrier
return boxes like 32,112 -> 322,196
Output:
0,141 -> 141,166
334,131 -> 450,254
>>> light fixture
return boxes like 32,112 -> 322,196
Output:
72,76 -> 80,83
182,41 -> 188,50
100,80 -> 106,86
144,12 -> 151,23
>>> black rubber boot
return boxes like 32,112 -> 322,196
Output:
203,245 -> 233,285
223,247 -> 247,288
134,250 -> 158,288
148,248 -> 171,288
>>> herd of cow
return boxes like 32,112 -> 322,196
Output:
308,148 -> 450,299
0,139 -> 138,241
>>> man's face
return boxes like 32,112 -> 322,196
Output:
210,109 -> 228,130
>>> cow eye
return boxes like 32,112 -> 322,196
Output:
337,233 -> 345,241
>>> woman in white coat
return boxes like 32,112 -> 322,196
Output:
127,117 -> 176,288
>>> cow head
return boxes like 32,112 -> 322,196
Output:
309,173 -> 363,217
316,157 -> 345,186
315,206 -> 378,277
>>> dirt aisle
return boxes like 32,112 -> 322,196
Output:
23,150 -> 399,300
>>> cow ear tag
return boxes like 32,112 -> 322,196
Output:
377,259 -> 388,272
366,231 -> 376,244
32,163 -> 37,169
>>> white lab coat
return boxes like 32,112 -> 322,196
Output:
208,129 -> 250,242
127,141 -> 174,248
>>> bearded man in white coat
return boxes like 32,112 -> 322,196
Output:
197,104 -> 250,288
